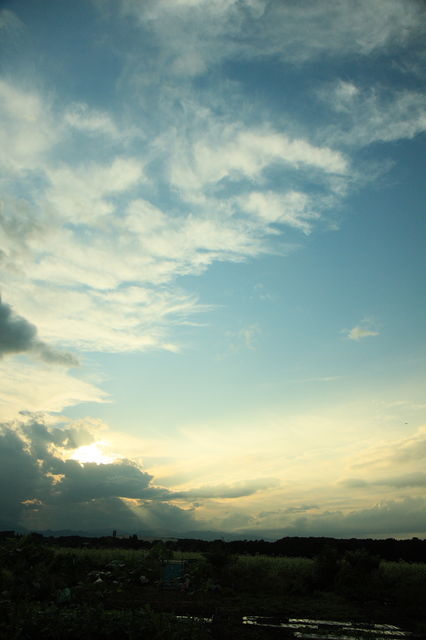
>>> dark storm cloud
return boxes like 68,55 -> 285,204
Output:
25,497 -> 144,534
242,497 -> 426,539
311,497 -> 426,536
21,419 -> 95,460
0,427 -> 40,528
341,472 -> 426,489
0,420 -> 198,534
50,459 -> 153,503
172,477 -> 279,500
0,298 -> 79,366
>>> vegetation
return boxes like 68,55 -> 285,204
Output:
0,533 -> 425,638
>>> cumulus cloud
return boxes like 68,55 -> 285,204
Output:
0,417 -> 283,533
49,459 -> 153,503
0,419 -> 199,533
0,427 -> 44,529
0,298 -> 78,366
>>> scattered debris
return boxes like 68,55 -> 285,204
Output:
242,617 -> 411,639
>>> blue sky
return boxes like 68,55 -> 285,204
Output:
0,0 -> 425,538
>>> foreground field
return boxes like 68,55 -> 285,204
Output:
1,537 -> 425,638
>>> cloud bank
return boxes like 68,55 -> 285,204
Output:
2,415 -> 425,538
0,419 -> 197,534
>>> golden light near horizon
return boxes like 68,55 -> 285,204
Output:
69,441 -> 117,465
1,0 -> 425,542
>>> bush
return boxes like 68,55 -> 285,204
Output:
336,549 -> 380,600
313,546 -> 341,589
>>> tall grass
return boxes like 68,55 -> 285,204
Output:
52,546 -> 150,566
226,555 -> 315,594
379,560 -> 426,617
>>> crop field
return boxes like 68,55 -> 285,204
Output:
1,536 -> 425,639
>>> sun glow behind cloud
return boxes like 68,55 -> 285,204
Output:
69,442 -> 118,465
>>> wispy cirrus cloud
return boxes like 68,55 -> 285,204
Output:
0,74 -> 347,355
115,0 -> 425,73
64,102 -> 121,139
0,79 -> 58,173
319,82 -> 426,147
168,124 -> 348,197
0,360 -> 107,420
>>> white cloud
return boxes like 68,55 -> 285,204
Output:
0,80 -> 58,172
64,102 -> 120,138
239,190 -> 318,233
343,318 -> 380,342
346,326 -> 380,341
2,282 -> 203,353
329,80 -> 360,112
0,359 -> 107,421
45,157 -> 144,222
116,0 -> 425,73
321,84 -> 426,147
0,0 -> 423,362
261,0 -> 425,62
349,424 -> 426,472
170,127 -> 348,194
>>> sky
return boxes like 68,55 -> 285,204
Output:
0,0 -> 425,539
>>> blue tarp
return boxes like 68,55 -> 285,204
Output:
161,561 -> 186,588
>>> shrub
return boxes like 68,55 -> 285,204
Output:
336,549 -> 380,600
313,546 -> 341,589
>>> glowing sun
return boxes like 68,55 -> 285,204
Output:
70,442 -> 117,465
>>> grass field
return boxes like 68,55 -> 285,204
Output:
1,537 -> 425,638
